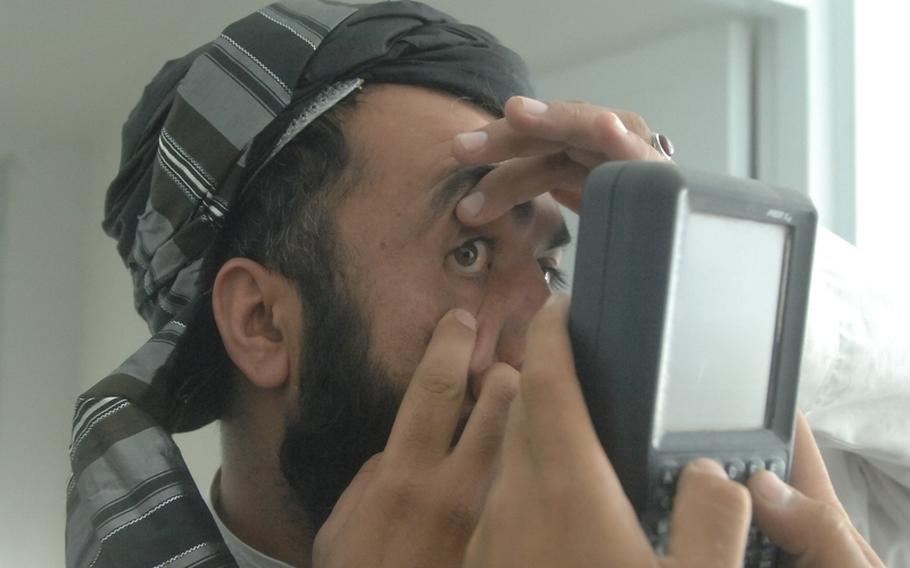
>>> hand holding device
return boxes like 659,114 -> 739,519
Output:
569,161 -> 816,566
464,297 -> 883,568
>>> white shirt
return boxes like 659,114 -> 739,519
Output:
209,471 -> 295,568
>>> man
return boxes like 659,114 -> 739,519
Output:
67,1 -> 886,567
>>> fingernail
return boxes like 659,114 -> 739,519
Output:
519,96 -> 548,115
754,471 -> 793,505
609,112 -> 628,134
452,308 -> 477,331
458,192 -> 485,218
455,131 -> 488,152
687,458 -> 727,479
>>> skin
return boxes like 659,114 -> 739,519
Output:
211,84 -> 883,567
213,84 -> 570,566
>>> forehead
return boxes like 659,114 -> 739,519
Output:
335,84 -> 490,237
335,83 -> 562,249
344,83 -> 494,187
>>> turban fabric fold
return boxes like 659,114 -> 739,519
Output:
67,2 -> 532,566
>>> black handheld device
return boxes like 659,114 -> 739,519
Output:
569,162 -> 816,567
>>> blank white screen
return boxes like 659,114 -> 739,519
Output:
655,202 -> 786,436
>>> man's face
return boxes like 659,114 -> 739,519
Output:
280,84 -> 569,532
333,84 -> 568,398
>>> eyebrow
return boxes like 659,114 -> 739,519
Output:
427,164 -> 539,228
429,164 -> 497,219
426,163 -> 573,251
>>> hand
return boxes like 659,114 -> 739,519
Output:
748,413 -> 885,567
464,295 -> 756,568
452,96 -> 670,225
312,309 -> 519,568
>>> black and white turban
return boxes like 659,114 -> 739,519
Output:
67,2 -> 532,566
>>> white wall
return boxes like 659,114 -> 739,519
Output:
0,132 -> 220,568
536,19 -> 753,178
0,140 -> 93,567
854,2 -> 910,282
535,19 -> 753,288
79,140 -> 150,389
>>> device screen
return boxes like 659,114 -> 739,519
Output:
654,196 -> 788,438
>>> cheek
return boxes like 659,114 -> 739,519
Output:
364,267 -> 450,388
353,244 -> 491,388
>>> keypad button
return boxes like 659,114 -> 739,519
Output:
656,517 -> 671,535
657,493 -> 673,511
746,458 -> 765,478
659,462 -> 681,487
725,458 -> 746,481
766,458 -> 787,478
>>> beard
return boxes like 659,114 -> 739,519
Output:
278,263 -> 406,537
277,222 -> 474,537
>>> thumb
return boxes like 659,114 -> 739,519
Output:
748,471 -> 881,567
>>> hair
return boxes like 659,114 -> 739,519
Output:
163,95 -> 361,432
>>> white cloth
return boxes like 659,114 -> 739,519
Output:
798,227 -> 910,567
209,471 -> 295,568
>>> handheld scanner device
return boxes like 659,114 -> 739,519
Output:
569,162 -> 816,567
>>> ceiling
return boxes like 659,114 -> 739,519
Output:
1,0 -> 773,147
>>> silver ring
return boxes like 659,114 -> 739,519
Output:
650,132 -> 675,159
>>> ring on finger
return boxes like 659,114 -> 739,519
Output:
650,132 -> 675,159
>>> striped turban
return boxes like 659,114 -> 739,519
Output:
67,2 -> 532,566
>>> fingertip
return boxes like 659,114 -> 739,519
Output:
454,131 -> 489,154
684,458 -> 727,479
515,96 -> 549,116
456,191 -> 485,222
452,308 -> 477,332
749,470 -> 794,507
607,112 -> 629,134
502,95 -> 525,117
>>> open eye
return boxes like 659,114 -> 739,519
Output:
448,238 -> 492,275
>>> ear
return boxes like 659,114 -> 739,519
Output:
212,258 -> 298,390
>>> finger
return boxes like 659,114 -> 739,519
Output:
670,459 -> 751,566
499,390 -> 533,473
519,294 -> 603,467
592,111 -> 669,162
789,412 -> 842,510
789,412 -> 882,565
454,123 -> 606,168
456,153 -> 587,225
453,97 -> 661,165
383,309 -> 477,466
504,97 -> 653,152
451,363 -> 519,478
551,186 -> 583,212
749,471 -> 883,567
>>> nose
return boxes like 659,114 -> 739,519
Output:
469,261 -> 552,376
